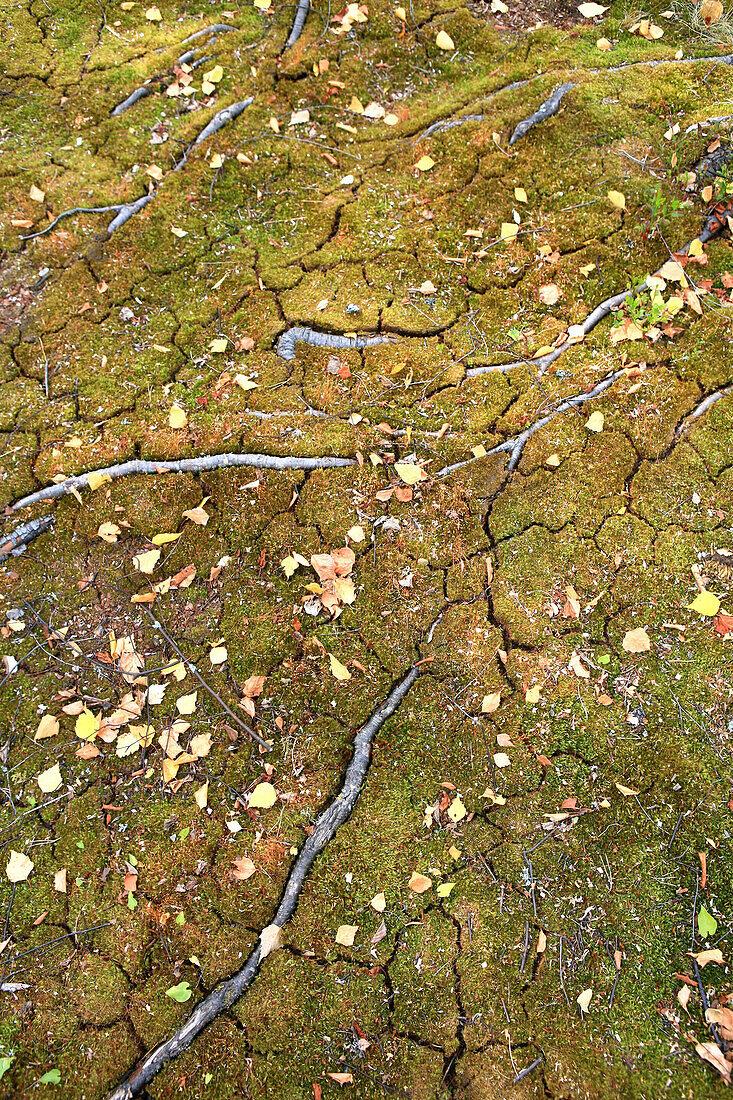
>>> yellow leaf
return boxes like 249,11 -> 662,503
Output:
209,645 -> 228,665
203,64 -> 223,83
54,868 -> 67,893
607,189 -> 626,211
169,405 -> 188,429
585,411 -> 604,433
349,96 -> 365,114
493,752 -> 511,768
176,691 -> 198,715
687,591 -> 720,617
447,796 -> 466,823
151,532 -> 181,546
6,851 -> 33,883
249,782 -> 277,809
234,374 -> 258,391
87,471 -> 112,491
525,685 -> 541,704
596,36 -> 612,49
194,781 -> 209,809
688,238 -> 704,258
500,222 -> 519,240
622,627 -> 650,653
75,708 -> 100,741
209,337 -> 228,352
210,153 -> 223,170
435,30 -> 455,49
578,2 -> 607,15
394,462 -> 424,485
514,187 -> 528,203
29,184 -> 46,203
133,548 -> 161,574
145,5 -> 162,18
329,653 -> 352,681
335,924 -> 358,946
577,988 -> 593,1012
436,882 -> 455,897
37,763 -> 62,793
415,155 -> 435,172
347,525 -> 365,543
370,892 -> 386,912
171,226 -> 187,238
98,522 -> 121,543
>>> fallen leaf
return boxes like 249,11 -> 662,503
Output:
622,627 -> 650,653
53,868 -> 67,893
335,924 -> 358,946
35,714 -> 59,741
37,764 -> 62,794
538,283 -> 561,305
615,782 -> 639,796
182,505 -> 210,526
176,691 -> 198,715
166,981 -> 192,1002
447,796 -> 466,823
329,653 -> 351,681
415,155 -> 435,172
493,752 -> 511,768
328,1074 -> 354,1086
607,189 -> 626,212
232,856 -> 256,880
6,851 -> 33,883
576,987 -> 593,1012
481,691 -> 501,713
698,905 -> 718,938
194,781 -> 209,809
693,947 -> 724,967
695,1041 -> 731,1084
133,548 -> 161,574
578,2 -> 607,14
408,871 -> 432,893
687,591 -> 720,617
435,30 -> 455,49
370,892 -> 386,912
209,645 -> 228,665
249,782 -> 277,809
259,923 -> 282,960
169,406 -> 188,429
394,462 -> 424,485
585,411 -> 604,433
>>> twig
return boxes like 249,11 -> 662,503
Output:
143,607 -> 271,752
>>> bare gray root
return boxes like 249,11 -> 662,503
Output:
436,370 -> 625,478
9,453 -> 356,515
285,0 -> 310,47
277,326 -> 394,361
105,664 -> 421,1100
467,205 -> 733,378
180,23 -> 236,44
192,98 -> 254,145
509,83 -> 576,145
0,516 -> 54,563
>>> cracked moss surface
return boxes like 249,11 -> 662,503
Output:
1,0 -> 733,1096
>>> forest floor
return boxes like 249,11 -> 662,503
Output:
1,0 -> 733,1096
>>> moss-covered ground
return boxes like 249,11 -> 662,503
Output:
1,0 -> 733,1095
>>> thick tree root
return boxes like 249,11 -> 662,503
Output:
0,515 -> 54,563
106,194 -> 155,236
467,203 -> 732,378
277,326 -> 394,361
110,50 -> 196,116
105,664 -> 421,1100
509,83 -> 576,145
285,0 -> 310,48
8,453 -> 356,515
436,370 -> 625,477
180,23 -> 236,44
191,98 -> 254,146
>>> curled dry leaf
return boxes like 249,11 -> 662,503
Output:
408,871 -> 432,894
259,923 -> 282,960
232,856 -> 256,881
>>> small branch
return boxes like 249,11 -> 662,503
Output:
20,205 -> 124,241
8,452 -> 356,515
509,83 -> 576,145
285,0 -> 310,48
143,607 -> 271,752
105,664 -> 422,1100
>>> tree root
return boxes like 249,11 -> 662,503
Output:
110,49 -> 196,116
20,205 -> 125,241
285,0 -> 310,48
509,83 -> 576,146
180,23 -> 236,44
105,664 -> 421,1100
7,453 -> 356,515
435,370 -> 625,477
277,326 -> 395,361
467,202 -> 733,378
191,97 -> 254,146
0,515 -> 54,563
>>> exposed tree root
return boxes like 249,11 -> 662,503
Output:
285,0 -> 310,48
435,370 -> 625,477
180,23 -> 236,44
676,384 -> 732,438
509,83 -> 576,146
191,97 -> 254,146
0,515 -> 54,563
110,49 -> 196,116
105,664 -> 422,1100
106,194 -> 155,236
277,326 -> 395,361
20,205 -> 125,241
467,203 -> 733,378
8,453 -> 356,515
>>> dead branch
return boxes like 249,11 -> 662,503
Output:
105,664 -> 421,1100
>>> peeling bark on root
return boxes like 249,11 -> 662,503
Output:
285,0 -> 310,47
0,516 -> 54,563
8,453 -> 356,515
105,665 -> 421,1100
277,326 -> 394,361
509,83 -> 576,145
